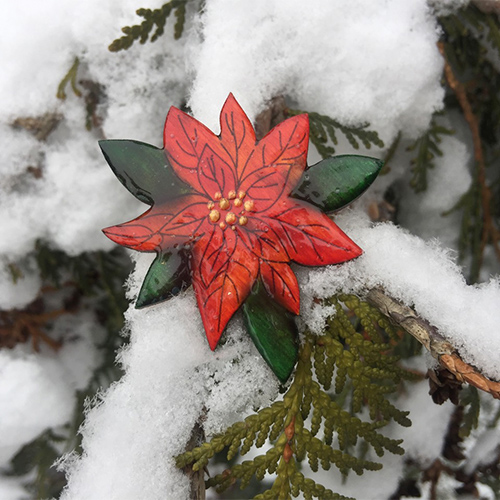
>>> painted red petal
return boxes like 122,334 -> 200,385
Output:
191,226 -> 259,349
163,107 -> 235,196
151,195 -> 209,243
239,114 -> 309,212
236,217 -> 289,263
264,199 -> 362,266
260,261 -> 300,315
102,220 -> 161,251
194,222 -> 238,286
103,195 -> 209,252
219,93 -> 257,183
198,144 -> 237,198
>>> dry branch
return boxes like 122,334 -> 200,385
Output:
438,41 -> 500,268
366,287 -> 500,399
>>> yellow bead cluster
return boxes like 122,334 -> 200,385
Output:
206,190 -> 254,229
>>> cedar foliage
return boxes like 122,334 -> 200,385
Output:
108,0 -> 188,52
287,109 -> 384,158
176,295 -> 414,499
406,116 -> 454,193
4,3 -> 500,500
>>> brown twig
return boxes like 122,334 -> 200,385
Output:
181,416 -> 207,500
438,41 -> 500,269
440,353 -> 500,399
0,303 -> 63,351
366,287 -> 500,400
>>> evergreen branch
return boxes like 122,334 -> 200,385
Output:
176,294 -> 414,499
109,0 -> 188,52
462,3 -> 500,57
6,430 -> 66,499
443,171 -> 484,281
56,60 -> 104,132
406,117 -> 454,193
287,109 -> 384,158
459,387 -> 480,438
365,287 -> 500,400
381,132 -> 401,174
56,57 -> 82,100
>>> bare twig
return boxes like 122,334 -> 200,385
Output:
438,41 -> 500,270
366,287 -> 500,399
181,418 -> 206,500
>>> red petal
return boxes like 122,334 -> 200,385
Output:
102,220 -> 161,251
198,144 -> 236,198
260,261 -> 300,315
163,107 -> 236,196
239,114 -> 309,212
219,93 -> 257,182
264,199 -> 362,266
103,195 -> 209,252
235,218 -> 288,263
191,226 -> 259,349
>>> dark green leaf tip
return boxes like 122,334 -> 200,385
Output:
292,154 -> 383,213
99,139 -> 192,205
242,282 -> 299,383
135,252 -> 190,308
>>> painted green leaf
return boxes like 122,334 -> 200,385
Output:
292,155 -> 383,213
136,252 -> 190,308
242,282 -> 299,383
99,139 -> 192,205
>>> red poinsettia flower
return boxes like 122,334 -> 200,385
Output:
102,94 -> 362,350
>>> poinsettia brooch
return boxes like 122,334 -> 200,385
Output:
101,94 -> 382,382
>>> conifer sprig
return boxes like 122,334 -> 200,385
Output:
287,109 -> 384,159
56,57 -> 82,100
406,117 -> 454,193
176,294 -> 413,499
109,0 -> 188,52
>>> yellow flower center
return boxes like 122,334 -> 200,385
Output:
209,209 -> 220,223
207,190 -> 254,228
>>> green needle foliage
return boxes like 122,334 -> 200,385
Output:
6,430 -> 67,499
459,387 -> 480,439
443,172 -> 483,282
56,57 -> 82,100
34,241 -> 131,333
108,0 -> 188,52
176,294 -> 414,500
439,5 -> 500,151
407,116 -> 454,193
287,109 -> 384,159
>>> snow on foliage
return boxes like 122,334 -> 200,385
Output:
1,0 -> 499,499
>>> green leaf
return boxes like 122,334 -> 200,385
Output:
99,139 -> 192,205
136,252 -> 190,308
292,155 -> 383,212
242,282 -> 299,383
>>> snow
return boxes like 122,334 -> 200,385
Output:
189,0 -> 445,139
59,286 -> 279,500
0,316 -> 100,467
0,477 -> 27,500
1,0 -> 499,499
